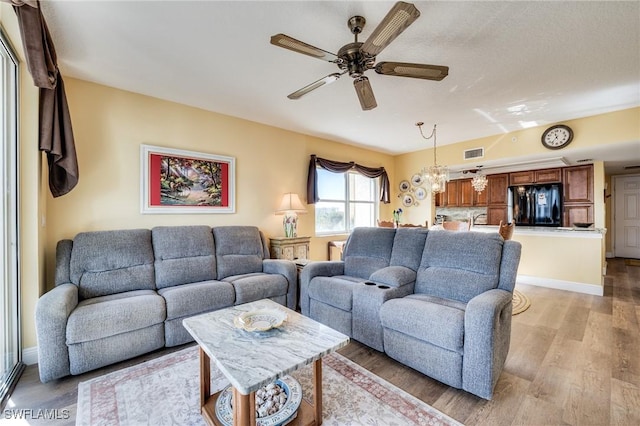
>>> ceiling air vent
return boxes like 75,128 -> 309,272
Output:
464,147 -> 484,160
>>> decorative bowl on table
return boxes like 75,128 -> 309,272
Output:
233,309 -> 287,332
215,375 -> 302,426
573,222 -> 593,228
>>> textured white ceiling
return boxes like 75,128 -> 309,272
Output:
40,1 -> 640,171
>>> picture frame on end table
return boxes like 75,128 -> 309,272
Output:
140,144 -> 236,214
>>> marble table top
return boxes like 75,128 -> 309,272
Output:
182,299 -> 350,395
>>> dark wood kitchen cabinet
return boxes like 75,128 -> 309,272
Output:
562,165 -> 594,226
563,165 -> 594,203
446,180 -> 459,206
486,174 -> 509,225
458,179 -> 474,206
510,168 -> 561,185
535,168 -> 562,183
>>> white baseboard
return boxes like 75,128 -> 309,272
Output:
517,274 -> 604,296
22,346 -> 38,365
606,251 -> 614,258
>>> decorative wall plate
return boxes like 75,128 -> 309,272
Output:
414,187 -> 426,200
401,194 -> 414,207
399,180 -> 411,192
411,173 -> 424,186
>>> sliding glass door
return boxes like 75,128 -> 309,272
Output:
0,27 -> 22,409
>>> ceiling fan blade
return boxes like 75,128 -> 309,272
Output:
353,77 -> 377,110
375,61 -> 449,81
287,73 -> 343,100
270,33 -> 339,63
361,2 -> 420,57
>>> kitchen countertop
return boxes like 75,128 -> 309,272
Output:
469,225 -> 605,238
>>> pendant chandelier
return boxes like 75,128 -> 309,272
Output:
471,172 -> 488,193
416,122 -> 449,194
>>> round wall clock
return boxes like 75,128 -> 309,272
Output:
541,124 -> 573,150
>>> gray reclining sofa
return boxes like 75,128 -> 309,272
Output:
35,225 -> 296,383
300,227 -> 521,399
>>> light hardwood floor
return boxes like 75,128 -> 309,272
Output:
5,258 -> 639,425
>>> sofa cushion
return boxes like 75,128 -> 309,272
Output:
70,229 -> 156,299
369,266 -> 416,288
308,275 -> 362,311
213,226 -> 265,279
66,290 -> 165,344
158,280 -> 235,320
380,295 -> 465,353
223,273 -> 289,305
390,228 -> 429,270
343,228 -> 396,279
416,232 -> 504,303
152,226 -> 217,288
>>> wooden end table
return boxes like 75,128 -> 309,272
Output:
183,299 -> 349,426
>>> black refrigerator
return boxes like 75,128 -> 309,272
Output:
507,184 -> 562,226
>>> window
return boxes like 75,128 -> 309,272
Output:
315,168 -> 378,234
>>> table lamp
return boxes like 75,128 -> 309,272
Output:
275,193 -> 307,237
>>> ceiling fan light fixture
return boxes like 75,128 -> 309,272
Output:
354,76 -> 377,110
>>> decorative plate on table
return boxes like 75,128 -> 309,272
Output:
399,180 -> 411,192
234,309 -> 287,332
414,187 -> 427,200
215,375 -> 302,426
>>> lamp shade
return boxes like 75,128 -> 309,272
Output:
275,193 -> 307,214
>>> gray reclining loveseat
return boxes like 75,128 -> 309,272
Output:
35,225 -> 296,382
300,227 -> 521,399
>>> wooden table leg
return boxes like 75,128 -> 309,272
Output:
313,359 -> 322,425
200,348 -> 210,408
232,388 -> 256,426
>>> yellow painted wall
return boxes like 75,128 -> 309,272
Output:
1,6 -> 46,352
45,77 -> 394,282
512,233 -> 603,287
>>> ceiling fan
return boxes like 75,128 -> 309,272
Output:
270,1 -> 449,111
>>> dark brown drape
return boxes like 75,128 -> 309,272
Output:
307,154 -> 390,204
7,0 -> 79,197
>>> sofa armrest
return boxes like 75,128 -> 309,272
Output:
462,288 -> 513,399
262,259 -> 297,310
299,261 -> 345,315
369,266 -> 416,288
35,283 -> 79,382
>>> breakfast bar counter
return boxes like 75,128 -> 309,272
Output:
470,225 -> 605,295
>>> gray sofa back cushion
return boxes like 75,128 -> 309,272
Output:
390,228 -> 429,270
214,226 -> 265,279
343,227 -> 396,279
152,226 -> 217,289
69,229 -> 156,300
416,231 -> 504,303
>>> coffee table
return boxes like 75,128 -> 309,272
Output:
182,299 -> 350,426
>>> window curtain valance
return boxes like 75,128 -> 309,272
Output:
3,0 -> 79,197
307,154 -> 390,204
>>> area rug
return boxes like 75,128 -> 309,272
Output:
512,289 -> 531,315
624,258 -> 640,267
76,346 -> 461,426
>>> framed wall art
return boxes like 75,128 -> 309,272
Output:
140,144 -> 235,214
